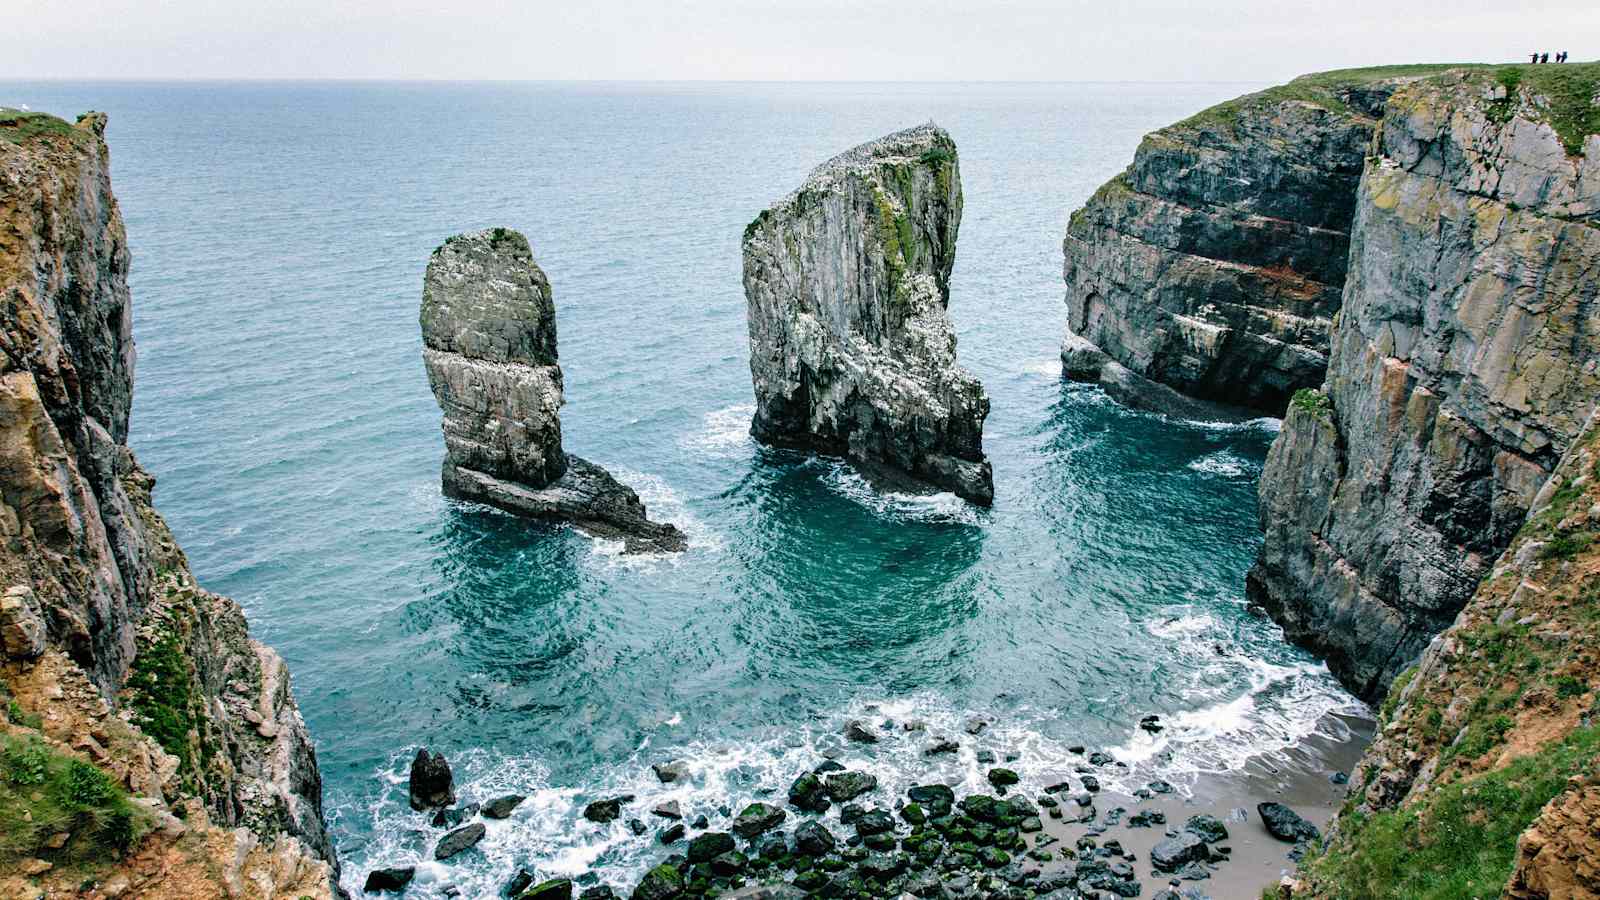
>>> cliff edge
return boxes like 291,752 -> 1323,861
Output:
1061,67 -> 1447,413
1,110 -> 339,898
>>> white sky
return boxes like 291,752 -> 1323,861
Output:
4,0 -> 1596,82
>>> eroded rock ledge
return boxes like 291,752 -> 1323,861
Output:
420,228 -> 686,553
743,124 -> 993,505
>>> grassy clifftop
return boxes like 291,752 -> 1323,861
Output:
1178,61 -> 1600,148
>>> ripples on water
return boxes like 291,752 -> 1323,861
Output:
1,80 -> 1366,895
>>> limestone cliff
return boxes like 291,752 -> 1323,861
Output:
1249,67 -> 1600,702
1298,410 -> 1600,898
1,110 -> 338,898
1061,69 -> 1423,413
421,228 -> 686,553
743,124 -> 993,505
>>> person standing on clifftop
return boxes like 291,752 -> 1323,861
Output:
1541,52 -> 1550,63
1532,52 -> 1540,63
1558,51 -> 1567,62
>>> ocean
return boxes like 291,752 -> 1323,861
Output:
2,80 -> 1367,896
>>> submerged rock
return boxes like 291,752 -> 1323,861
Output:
742,124 -> 993,504
482,794 -> 526,819
421,228 -> 685,553
434,821 -> 487,860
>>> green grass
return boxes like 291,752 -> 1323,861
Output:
1307,725 -> 1600,899
0,734 -> 149,866
0,108 -> 80,146
122,632 -> 202,782
1177,64 -> 1495,130
1515,63 -> 1600,155
918,147 -> 953,166
1291,387 -> 1334,418
1173,62 -> 1600,156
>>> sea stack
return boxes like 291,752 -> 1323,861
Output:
742,124 -> 993,505
421,228 -> 686,552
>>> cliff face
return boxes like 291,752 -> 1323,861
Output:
743,124 -> 993,505
1301,411 -> 1600,898
1249,68 -> 1600,702
421,228 -> 686,553
1061,72 -> 1409,413
1,110 -> 337,897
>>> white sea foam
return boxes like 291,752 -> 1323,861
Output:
1180,415 -> 1282,434
1021,358 -> 1062,378
1187,450 -> 1256,478
584,466 -> 722,567
681,404 -> 756,458
816,461 -> 983,525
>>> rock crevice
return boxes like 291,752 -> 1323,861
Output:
1061,72 -> 1421,413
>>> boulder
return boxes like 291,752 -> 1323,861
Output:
823,771 -> 877,802
1258,803 -> 1320,843
795,820 -> 837,856
363,866 -> 415,893
686,831 -> 735,864
434,822 -> 487,860
408,749 -> 455,812
520,880 -> 573,900
1151,831 -> 1208,872
630,863 -> 684,900
731,802 -> 786,838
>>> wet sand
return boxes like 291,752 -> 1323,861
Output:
1027,711 -> 1375,899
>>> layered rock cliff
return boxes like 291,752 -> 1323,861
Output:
1,110 -> 338,896
1062,69 -> 1423,413
743,124 -> 993,505
1249,67 -> 1600,702
421,228 -> 686,553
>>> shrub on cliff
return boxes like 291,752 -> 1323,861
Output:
0,733 -> 151,866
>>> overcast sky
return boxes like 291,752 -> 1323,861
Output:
4,0 -> 1595,82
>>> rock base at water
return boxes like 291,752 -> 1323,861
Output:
445,456 -> 687,554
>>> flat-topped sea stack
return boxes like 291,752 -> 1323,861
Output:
421,228 -> 685,553
743,124 -> 994,505
1062,68 -> 1430,414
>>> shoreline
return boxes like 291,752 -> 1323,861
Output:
1025,710 -> 1375,899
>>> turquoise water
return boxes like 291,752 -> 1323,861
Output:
5,81 -> 1365,896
